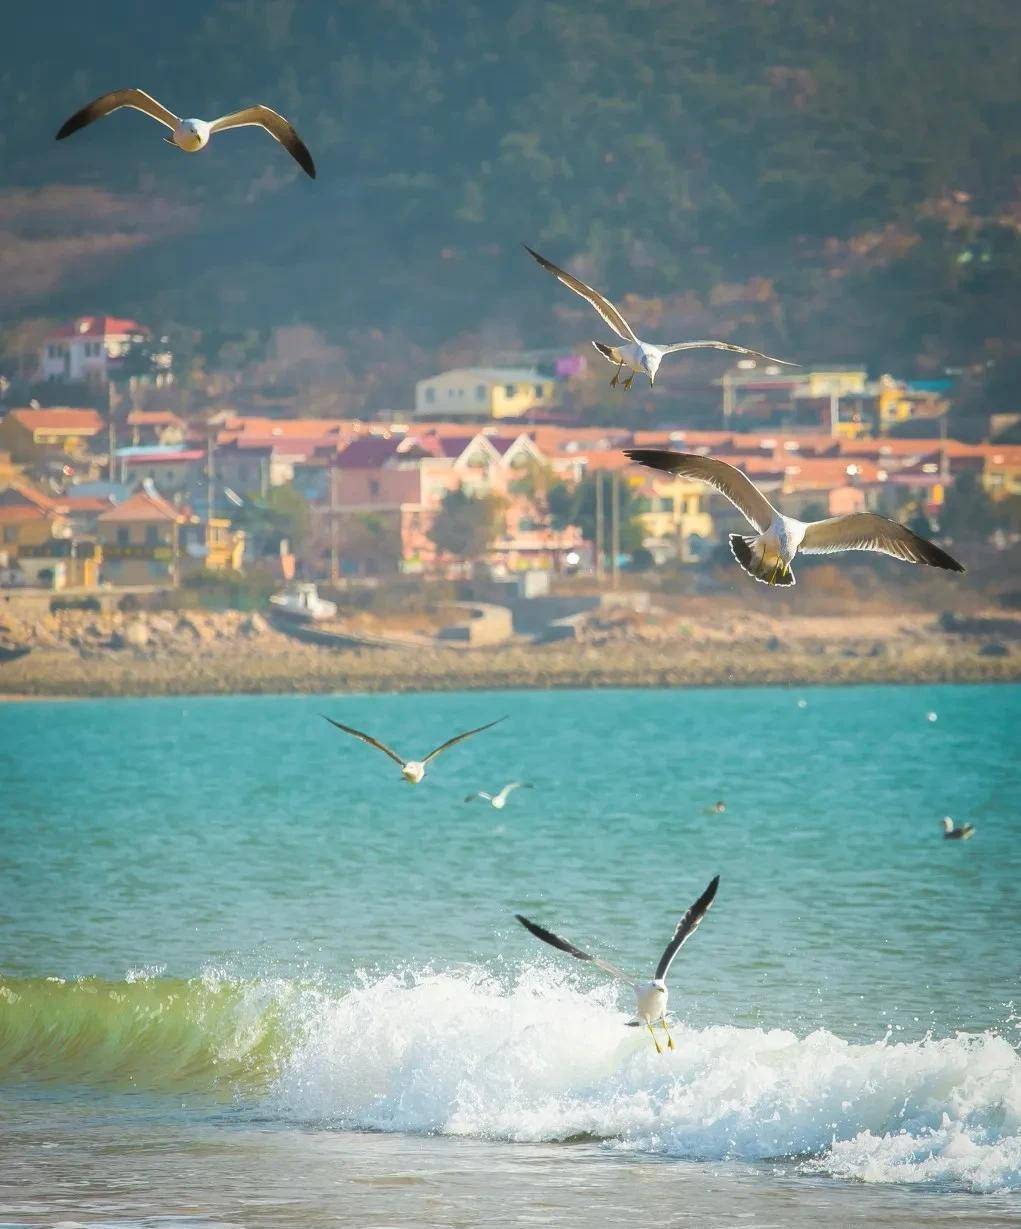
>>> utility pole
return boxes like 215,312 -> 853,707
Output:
611,470 -> 620,589
594,470 -> 604,582
206,428 -> 215,529
329,460 -> 339,584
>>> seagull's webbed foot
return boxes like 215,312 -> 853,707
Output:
647,1022 -> 663,1054
622,374 -> 634,390
661,1019 -> 675,1050
610,363 -> 623,389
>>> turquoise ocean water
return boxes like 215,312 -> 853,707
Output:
1,684 -> 1019,1227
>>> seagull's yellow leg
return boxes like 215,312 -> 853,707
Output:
647,1022 -> 663,1054
623,373 -> 634,390
660,1018 -> 675,1050
768,557 -> 781,585
610,363 -> 623,388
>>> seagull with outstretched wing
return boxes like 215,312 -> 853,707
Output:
516,875 -> 720,1052
323,715 -> 505,783
56,88 -> 316,177
524,245 -> 795,389
464,781 -> 532,809
624,448 -> 965,586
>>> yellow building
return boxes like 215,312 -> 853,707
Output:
415,368 -> 558,420
201,518 -> 246,572
982,447 -> 1021,499
0,407 -> 105,463
97,486 -> 186,586
635,474 -> 714,562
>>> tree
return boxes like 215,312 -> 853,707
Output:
939,471 -> 997,541
547,473 -> 644,555
428,489 -> 506,562
234,483 -> 310,556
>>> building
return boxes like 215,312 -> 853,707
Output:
114,446 -> 206,496
0,407 -> 105,463
97,485 -> 187,586
414,368 -> 557,420
0,483 -> 99,588
39,316 -> 152,385
124,410 -> 187,447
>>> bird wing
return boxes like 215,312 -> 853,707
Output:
659,341 -> 798,366
515,915 -> 637,985
799,514 -> 965,572
464,791 -> 491,803
524,245 -> 638,343
209,105 -> 316,178
321,716 -> 405,767
654,875 -> 721,982
56,88 -> 179,139
624,449 -> 777,533
496,781 -> 532,803
422,716 -> 507,765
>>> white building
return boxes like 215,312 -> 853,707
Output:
39,316 -> 153,385
414,367 -> 557,420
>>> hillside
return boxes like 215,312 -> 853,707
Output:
2,0 -> 1020,400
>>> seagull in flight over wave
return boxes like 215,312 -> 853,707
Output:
524,245 -> 795,388
625,448 -> 965,585
56,88 -> 316,177
322,715 -> 505,783
465,781 -> 532,809
516,875 -> 719,1053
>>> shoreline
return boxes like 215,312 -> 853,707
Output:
1,638 -> 1017,700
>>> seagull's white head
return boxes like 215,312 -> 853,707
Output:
175,119 -> 208,152
942,817 -> 954,831
642,351 -> 662,386
402,761 -> 426,784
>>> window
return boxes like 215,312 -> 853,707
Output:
145,526 -> 159,547
534,384 -> 544,398
3,526 -> 17,544
116,528 -> 129,546
425,388 -> 435,404
84,342 -> 101,358
504,384 -> 516,397
369,479 -> 380,497
476,385 -> 486,400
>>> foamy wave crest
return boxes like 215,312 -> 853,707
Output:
275,965 -> 1021,1193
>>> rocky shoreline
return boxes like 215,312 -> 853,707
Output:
1,605 -> 1018,698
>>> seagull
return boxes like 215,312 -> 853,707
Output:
624,448 -> 966,586
516,875 -> 719,1053
524,245 -> 795,388
942,817 -> 975,840
55,88 -> 316,178
322,715 -> 505,783
465,782 -> 533,809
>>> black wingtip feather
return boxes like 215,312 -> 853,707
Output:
622,448 -> 687,474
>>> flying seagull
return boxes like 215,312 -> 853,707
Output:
322,715 -> 505,783
516,875 -> 720,1053
624,448 -> 965,586
524,245 -> 795,388
56,88 -> 316,178
942,817 -> 975,840
465,781 -> 532,809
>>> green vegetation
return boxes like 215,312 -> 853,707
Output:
2,2 -> 1020,422
428,489 -> 506,561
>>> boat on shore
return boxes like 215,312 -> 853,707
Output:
268,581 -> 338,623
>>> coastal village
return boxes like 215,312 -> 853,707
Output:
1,312 -> 1019,692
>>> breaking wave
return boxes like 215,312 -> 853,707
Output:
2,966 -> 1019,1193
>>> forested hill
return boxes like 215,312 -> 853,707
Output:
2,0 -> 1020,385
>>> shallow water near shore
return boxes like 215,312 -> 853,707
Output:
1,684 -> 1019,1226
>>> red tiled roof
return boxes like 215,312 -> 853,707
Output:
126,410 -> 184,427
335,437 -> 405,468
8,407 -> 105,434
98,488 -> 184,524
123,449 -> 204,464
0,483 -> 64,521
46,316 -> 148,341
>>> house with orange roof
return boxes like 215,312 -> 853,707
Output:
125,410 -> 186,448
0,483 -> 100,588
97,486 -> 188,586
0,407 -> 105,463
39,316 -> 150,385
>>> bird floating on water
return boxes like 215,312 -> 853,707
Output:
942,817 -> 975,840
516,875 -> 720,1053
524,245 -> 795,388
625,449 -> 966,586
56,88 -> 316,177
322,715 -> 505,784
465,782 -> 532,809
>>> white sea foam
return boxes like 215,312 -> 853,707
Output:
272,965 -> 1021,1193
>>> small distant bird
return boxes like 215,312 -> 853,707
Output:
711,800 -> 726,814
625,449 -> 966,586
524,245 -> 795,388
56,88 -> 316,177
465,782 -> 532,809
927,711 -> 939,723
322,715 -> 505,784
516,875 -> 720,1053
942,817 -> 975,840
